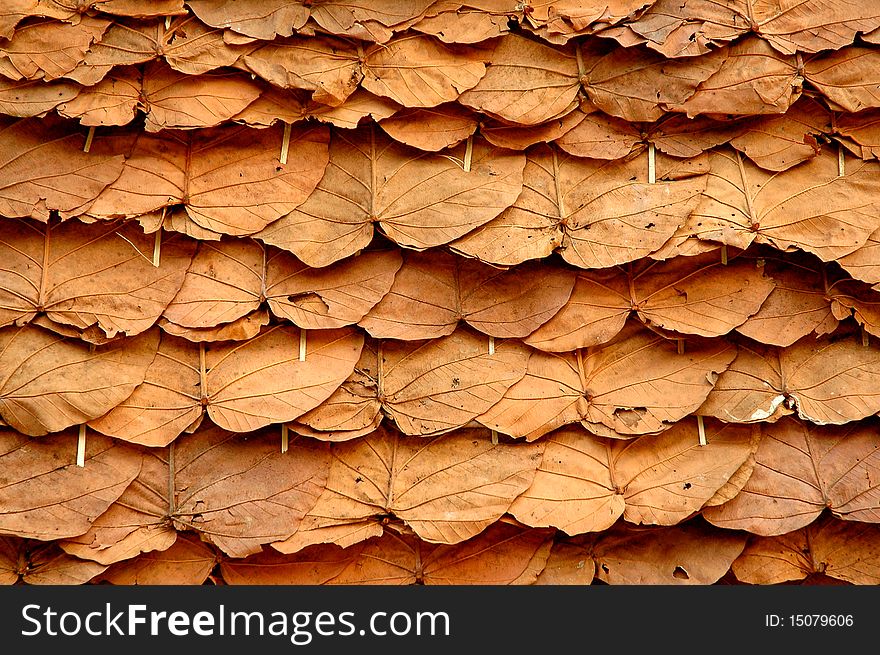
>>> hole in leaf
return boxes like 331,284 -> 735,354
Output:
673,566 -> 689,580
612,407 -> 647,427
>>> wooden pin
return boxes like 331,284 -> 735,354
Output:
677,339 -> 685,355
299,328 -> 307,361
488,335 -> 495,355
491,429 -> 499,445
377,340 -> 384,401
838,145 -> 846,177
83,126 -> 95,153
863,327 -> 870,348
697,414 -> 707,446
281,424 -> 289,454
647,142 -> 656,184
198,342 -> 208,407
721,244 -> 728,266
152,229 -> 162,267
280,122 -> 292,165
77,424 -> 87,467
463,135 -> 473,173
165,16 -> 171,30
575,40 -> 586,84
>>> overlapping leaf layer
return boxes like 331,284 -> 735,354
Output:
2,0 -> 880,586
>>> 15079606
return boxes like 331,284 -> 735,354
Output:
790,615 -> 854,627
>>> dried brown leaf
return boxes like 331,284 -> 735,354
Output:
88,123 -> 329,236
57,66 -> 141,126
241,34 -> 361,107
732,516 -> 880,585
703,417 -> 880,535
94,533 -> 217,585
88,326 -> 362,446
66,17 -> 254,85
835,108 -> 880,162
293,329 -> 531,440
413,7 -> 510,43
291,339 -> 383,441
0,539 -> 106,585
805,47 -> 880,113
699,334 -> 880,425
648,113 -> 748,159
380,328 -> 531,436
480,107 -> 587,150
255,124 -> 524,265
310,0 -> 436,31
361,34 -> 488,108
458,34 -> 580,125
451,144 -> 707,268
607,0 -> 744,57
221,542 -> 367,584
0,116 -> 127,220
676,147 -> 880,261
735,254 -> 845,346
27,314 -> 123,346
0,76 -> 80,117
524,251 -> 773,351
0,428 -> 141,540
378,104 -> 478,151
275,426 -> 543,549
0,326 -> 158,435
0,218 -> 195,338
266,249 -> 402,330
588,522 -> 747,584
61,425 -> 330,561
554,110 -> 641,160
525,0 -> 653,34
837,227 -> 880,286
534,541 -> 596,585
359,250 -> 575,340
619,0 -> 880,56
580,41 -> 722,122
274,520 -> 383,555
671,37 -> 801,118
232,84 -> 307,128
0,16 -> 109,80
163,239 -> 400,330
87,0 -> 186,16
330,523 -> 553,584
187,1 -> 310,40
0,1 -> 41,40
159,311 -> 270,343
140,63 -> 262,132
698,341 -> 793,424
727,97 -> 831,171
480,323 -> 735,440
305,88 -> 400,129
510,419 -> 753,535
239,521 -> 552,584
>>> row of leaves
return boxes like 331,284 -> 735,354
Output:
6,79 -> 875,177
8,0 -> 880,56
4,513 -> 875,586
8,24 -> 880,128
7,117 -> 880,278
8,215 -> 880,344
6,265 -> 880,443
2,413 -> 878,567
